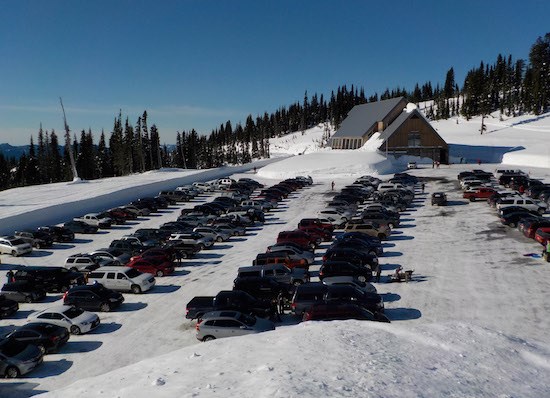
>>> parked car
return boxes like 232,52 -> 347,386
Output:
12,267 -> 86,293
185,290 -> 274,320
0,339 -> 44,378
64,254 -> 105,272
323,247 -> 379,269
193,226 -> 231,242
195,310 -> 275,342
253,252 -> 309,270
14,230 -> 54,249
2,323 -> 70,354
233,276 -> 292,302
1,281 -> 46,303
318,260 -> 372,282
37,226 -> 75,242
431,192 -> 448,206
27,305 -> 100,335
89,249 -> 132,265
127,257 -> 175,277
63,220 -> 99,234
63,283 -> 124,312
496,197 -> 547,214
0,295 -> 19,318
0,236 -> 33,256
344,222 -> 390,240
277,230 -> 318,250
265,245 -> 315,265
321,276 -> 377,294
237,264 -> 309,286
87,266 -> 156,294
463,187 -> 497,202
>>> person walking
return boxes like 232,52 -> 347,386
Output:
331,181 -> 335,191
421,183 -> 425,193
6,270 -> 14,283
544,240 -> 550,262
375,262 -> 381,283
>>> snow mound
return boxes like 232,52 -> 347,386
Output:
257,150 -> 397,180
39,322 -> 550,398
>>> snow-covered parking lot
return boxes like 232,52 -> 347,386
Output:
1,164 -> 550,397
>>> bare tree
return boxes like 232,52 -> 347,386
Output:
60,98 -> 80,181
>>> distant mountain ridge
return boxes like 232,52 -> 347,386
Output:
0,143 -> 29,159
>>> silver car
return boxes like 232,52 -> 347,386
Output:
193,226 -> 231,242
196,311 -> 275,341
0,340 -> 43,378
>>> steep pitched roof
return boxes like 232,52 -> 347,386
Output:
376,108 -> 445,144
331,97 -> 406,138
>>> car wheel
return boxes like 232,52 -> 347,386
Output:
293,280 -> 303,286
203,336 -> 216,342
369,250 -> 377,256
156,270 -> 164,277
131,285 -> 142,294
71,267 -> 78,272
539,208 -> 546,215
358,275 -> 367,283
70,325 -> 81,335
388,223 -> 395,229
5,366 -> 20,379
469,197 -> 476,202
37,344 -> 46,354
216,236 -> 223,242
35,242 -> 41,249
25,296 -> 33,303
100,303 -> 111,312
11,250 -> 18,257
198,244 -> 205,250
509,222 -> 516,228
378,233 -> 386,240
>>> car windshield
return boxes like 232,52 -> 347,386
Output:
0,340 -> 28,356
63,307 -> 84,319
125,269 -> 142,278
237,313 -> 256,326
10,238 -> 26,245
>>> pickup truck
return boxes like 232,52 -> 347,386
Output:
463,187 -> 497,202
74,213 -> 112,228
185,290 -> 274,320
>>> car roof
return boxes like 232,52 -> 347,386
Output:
33,304 -> 73,315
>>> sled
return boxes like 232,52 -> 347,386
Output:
389,269 -> 414,283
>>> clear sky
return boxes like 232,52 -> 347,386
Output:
1,0 -> 549,146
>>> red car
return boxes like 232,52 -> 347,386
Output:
534,227 -> 550,246
131,248 -> 176,262
463,187 -> 497,201
277,230 -> 318,250
298,225 -> 332,242
127,257 -> 174,277
298,218 -> 335,234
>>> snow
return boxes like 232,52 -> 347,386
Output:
1,110 -> 550,397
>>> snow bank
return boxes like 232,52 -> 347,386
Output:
40,321 -> 550,398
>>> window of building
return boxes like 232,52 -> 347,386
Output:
408,131 -> 421,147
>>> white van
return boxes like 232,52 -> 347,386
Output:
377,183 -> 405,192
87,266 -> 156,294
496,197 -> 547,214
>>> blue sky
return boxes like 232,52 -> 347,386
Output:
1,0 -> 549,145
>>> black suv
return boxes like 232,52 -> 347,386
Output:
63,283 -> 124,312
37,226 -> 75,242
1,281 -> 46,303
318,260 -> 373,282
0,295 -> 19,318
431,192 -> 448,206
233,277 -> 292,302
13,267 -> 86,293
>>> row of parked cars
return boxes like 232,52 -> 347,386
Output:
186,177 -> 320,340
186,172 -> 426,343
457,169 -> 550,259
287,174 -> 420,322
0,175 -> 279,378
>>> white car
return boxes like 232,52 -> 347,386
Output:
193,182 -> 215,192
28,305 -> 100,335
0,236 -> 33,256
407,161 -> 417,169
